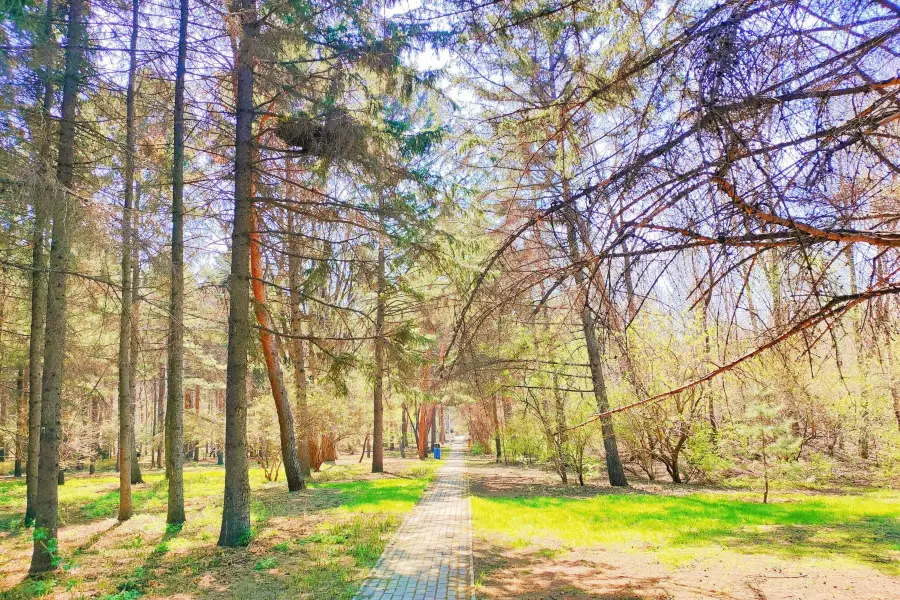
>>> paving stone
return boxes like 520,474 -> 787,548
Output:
354,441 -> 474,600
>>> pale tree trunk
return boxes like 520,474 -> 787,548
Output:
25,0 -> 54,528
554,379 -> 568,483
845,247 -> 870,458
30,0 -> 84,573
130,182 -> 143,485
287,212 -> 310,477
372,195 -> 386,473
165,0 -> 188,526
117,0 -> 139,522
430,405 -> 437,451
219,0 -> 257,547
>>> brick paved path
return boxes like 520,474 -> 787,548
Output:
355,441 -> 474,600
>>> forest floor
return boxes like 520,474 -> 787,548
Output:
468,454 -> 900,600
0,451 -> 439,600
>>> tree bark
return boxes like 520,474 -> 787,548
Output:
130,182 -> 143,485
418,402 -> 428,459
165,0 -> 188,526
25,0 -> 54,528
429,405 -> 437,455
372,195 -> 386,473
218,0 -> 257,547
15,366 -> 25,477
287,214 -> 311,477
400,404 -> 408,458
250,210 -> 303,490
156,365 -> 165,470
117,0 -> 139,522
30,0 -> 84,573
565,213 -> 628,487
491,394 -> 501,463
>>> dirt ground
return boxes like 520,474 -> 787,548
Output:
468,457 -> 900,600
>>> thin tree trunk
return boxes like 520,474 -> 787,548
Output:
400,404 -> 408,458
249,208 -> 303,491
565,213 -> 628,487
165,0 -> 188,526
372,195 -> 386,473
761,432 -> 769,504
554,378 -> 567,483
117,0 -> 139,522
888,336 -> 900,436
244,106 -> 303,491
418,402 -> 427,459
130,182 -> 143,485
287,214 -> 310,477
25,0 -> 54,528
844,247 -> 871,458
157,365 -> 165,470
30,0 -> 84,573
219,0 -> 257,547
358,433 -> 369,463
15,366 -> 25,477
430,405 -> 437,452
491,394 -> 501,463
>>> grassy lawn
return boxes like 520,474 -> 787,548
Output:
473,490 -> 900,569
0,454 -> 439,599
469,457 -> 900,599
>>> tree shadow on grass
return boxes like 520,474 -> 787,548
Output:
473,489 -> 900,575
698,516 -> 900,572
474,538 -> 746,600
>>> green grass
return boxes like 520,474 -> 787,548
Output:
0,459 -> 436,600
314,478 -> 429,513
472,489 -> 900,572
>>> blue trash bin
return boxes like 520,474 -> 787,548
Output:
434,444 -> 442,459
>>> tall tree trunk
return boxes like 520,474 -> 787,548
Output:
287,214 -> 310,477
156,365 -> 165,470
30,0 -> 84,573
430,405 -> 437,451
249,208 -> 303,491
554,377 -> 567,483
218,0 -> 257,547
15,366 -> 25,477
491,394 -> 501,462
844,247 -> 871,458
418,402 -> 427,459
372,195 -> 386,473
117,0 -> 139,522
165,0 -> 188,526
400,404 -> 408,458
25,0 -> 54,528
244,106 -> 302,491
887,332 -> 900,436
130,182 -> 143,485
565,214 -> 628,487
